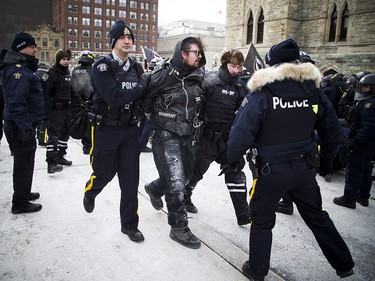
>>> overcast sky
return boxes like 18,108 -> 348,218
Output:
158,0 -> 226,25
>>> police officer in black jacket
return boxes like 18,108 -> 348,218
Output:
227,39 -> 354,280
0,32 -> 48,214
142,37 -> 206,249
82,20 -> 147,243
44,49 -> 80,173
185,50 -> 250,226
71,51 -> 95,154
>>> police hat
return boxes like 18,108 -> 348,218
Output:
109,20 -> 135,48
11,32 -> 37,52
265,38 -> 300,66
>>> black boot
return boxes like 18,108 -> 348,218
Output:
170,227 -> 201,249
333,196 -> 356,209
56,155 -> 72,166
185,185 -> 198,213
12,202 -> 42,214
145,184 -> 163,210
276,201 -> 294,215
48,163 -> 63,174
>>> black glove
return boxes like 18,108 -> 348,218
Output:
318,160 -> 332,177
19,129 -> 35,148
219,158 -> 245,176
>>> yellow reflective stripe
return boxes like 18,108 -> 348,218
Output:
84,174 -> 96,193
44,128 -> 48,143
249,178 -> 257,200
89,125 -> 95,155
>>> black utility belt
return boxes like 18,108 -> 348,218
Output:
103,119 -> 129,127
52,100 -> 71,109
87,112 -> 129,128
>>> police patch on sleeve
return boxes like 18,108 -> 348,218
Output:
13,72 -> 22,79
364,103 -> 372,109
97,63 -> 108,72
41,73 -> 49,81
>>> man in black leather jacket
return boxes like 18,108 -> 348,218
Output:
142,37 -> 206,249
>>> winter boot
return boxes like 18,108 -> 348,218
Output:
170,227 -> 201,249
56,155 -> 72,166
185,185 -> 198,213
276,201 -> 294,215
144,184 -> 163,210
48,163 -> 63,174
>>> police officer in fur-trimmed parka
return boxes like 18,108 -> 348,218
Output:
142,37 -> 206,249
0,32 -> 47,214
184,50 -> 250,226
44,49 -> 81,174
227,39 -> 354,281
82,20 -> 148,243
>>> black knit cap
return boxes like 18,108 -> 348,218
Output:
265,38 -> 300,66
11,32 -> 37,52
109,20 -> 135,48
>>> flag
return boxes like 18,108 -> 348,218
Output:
244,42 -> 265,74
141,46 -> 161,64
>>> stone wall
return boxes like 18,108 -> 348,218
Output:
225,0 -> 375,75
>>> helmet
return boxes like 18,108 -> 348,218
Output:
78,51 -> 95,65
355,71 -> 371,81
299,51 -> 315,64
358,74 -> 375,95
346,75 -> 357,88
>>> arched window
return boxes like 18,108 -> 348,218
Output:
246,11 -> 254,44
257,9 -> 264,44
329,4 -> 337,42
339,2 -> 349,41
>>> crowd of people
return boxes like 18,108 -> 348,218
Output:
1,19 -> 374,281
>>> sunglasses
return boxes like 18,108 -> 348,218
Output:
184,49 -> 203,56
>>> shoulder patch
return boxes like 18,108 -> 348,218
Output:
41,73 -> 49,81
364,103 -> 372,109
97,63 -> 108,72
13,72 -> 22,79
15,64 -> 22,68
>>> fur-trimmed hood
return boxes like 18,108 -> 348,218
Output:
248,62 -> 321,92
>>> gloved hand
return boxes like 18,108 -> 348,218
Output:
19,129 -> 35,148
218,158 -> 245,176
318,160 -> 332,177
137,73 -> 150,96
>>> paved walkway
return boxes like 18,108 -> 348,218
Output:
0,138 -> 374,280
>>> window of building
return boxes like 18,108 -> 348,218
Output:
152,14 -> 156,21
45,52 -> 50,61
130,1 -> 137,8
68,29 -> 73,36
152,25 -> 156,31
139,34 -> 144,41
68,17 -> 73,24
82,6 -> 90,14
246,10 -> 254,44
73,17 -> 78,24
95,8 -> 102,15
111,9 -> 116,16
95,31 -> 102,38
329,4 -> 337,42
42,38 -> 48,47
106,42 -> 110,49
68,40 -> 73,48
83,0 -> 90,2
339,2 -> 349,41
106,9 -> 111,16
145,3 -> 149,9
130,23 -> 136,30
82,18 -> 90,25
144,34 -> 148,41
257,8 -> 264,44
152,35 -> 155,42
141,13 -> 149,20
140,2 -> 144,9
94,42 -> 102,49
152,4 -> 156,11
83,42 -> 90,49
73,29 -> 78,36
106,0 -> 115,4
131,45 -> 136,52
68,4 -> 73,12
95,19 -> 102,26
82,29 -> 90,37
106,20 -> 111,27
119,10 -> 126,18
130,12 -> 137,19
73,5 -> 78,12
119,0 -> 126,6
54,39 -> 59,48
40,51 -> 45,61
106,31 -> 110,38
95,0 -> 102,4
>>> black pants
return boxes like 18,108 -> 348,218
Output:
84,124 -> 141,230
188,134 -> 248,220
46,107 -> 71,163
147,129 -> 195,228
249,158 -> 354,277
4,121 -> 36,208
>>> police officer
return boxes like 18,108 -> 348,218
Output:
334,74 -> 375,209
35,63 -> 50,147
0,32 -> 47,213
44,49 -> 79,173
82,20 -> 147,242
185,50 -> 250,226
71,51 -> 95,154
227,39 -> 354,280
142,37 -> 206,249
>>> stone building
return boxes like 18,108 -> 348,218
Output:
25,24 -> 65,67
225,0 -> 375,76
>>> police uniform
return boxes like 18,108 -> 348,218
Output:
71,55 -> 94,154
0,33 -> 47,213
227,39 -> 354,280
45,59 -> 76,171
83,52 -> 144,231
187,63 -> 250,225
